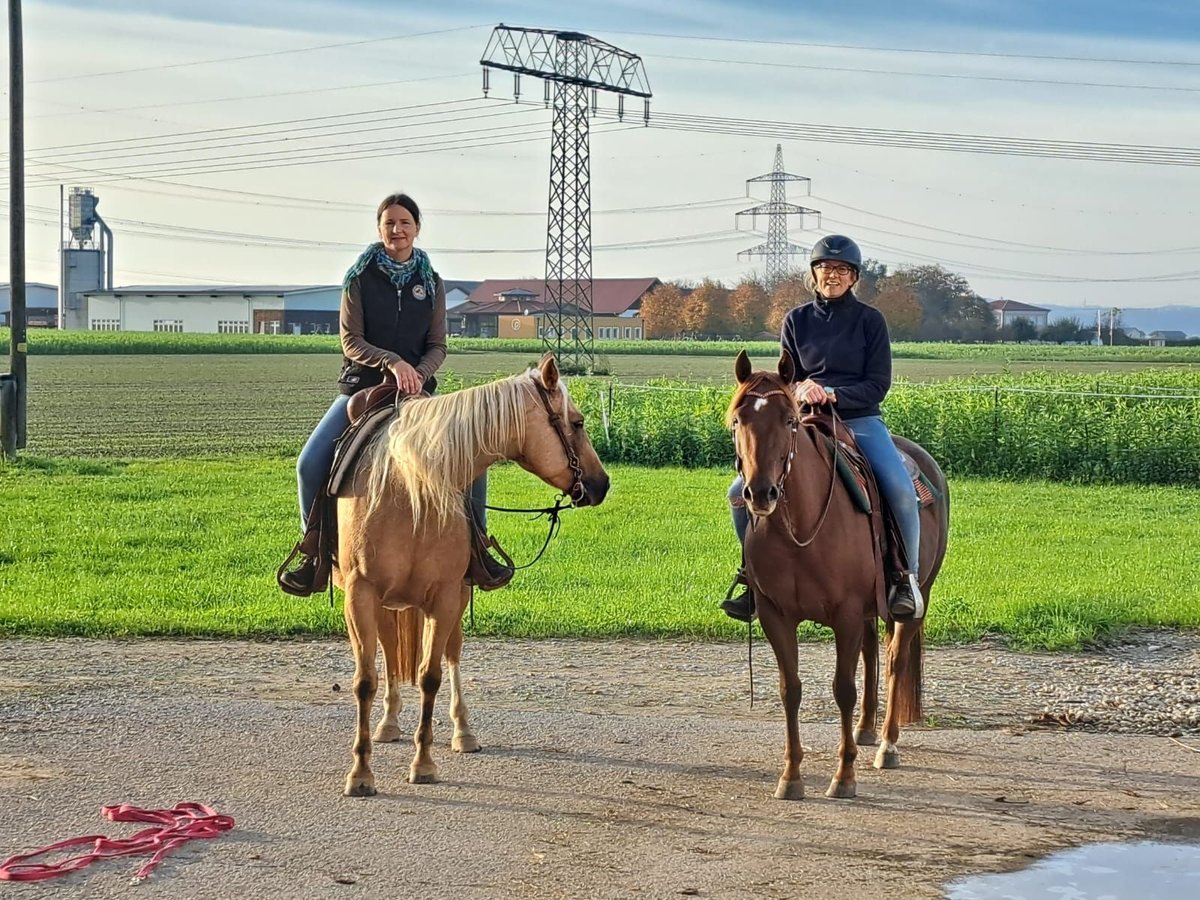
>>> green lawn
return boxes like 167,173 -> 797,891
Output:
1,459 -> 1196,649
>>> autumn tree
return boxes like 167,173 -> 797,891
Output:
767,277 -> 808,334
855,258 -> 888,303
889,264 -> 995,342
639,282 -> 685,339
870,281 -> 923,340
680,279 -> 728,336
728,279 -> 770,336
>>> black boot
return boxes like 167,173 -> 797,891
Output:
888,571 -> 925,620
719,569 -> 756,622
278,557 -> 318,597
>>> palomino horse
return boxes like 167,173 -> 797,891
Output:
335,354 -> 609,796
728,349 -> 949,800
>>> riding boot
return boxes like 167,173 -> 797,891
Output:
464,498 -> 515,591
277,527 -> 322,597
719,568 -> 756,623
888,571 -> 925,621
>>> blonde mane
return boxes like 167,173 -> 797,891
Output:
363,373 -> 531,528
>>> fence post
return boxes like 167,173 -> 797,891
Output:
991,386 -> 1001,473
0,373 -> 15,460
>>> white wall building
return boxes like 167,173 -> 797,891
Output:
83,285 -> 342,334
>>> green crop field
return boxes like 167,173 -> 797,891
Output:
8,355 -> 1200,485
2,459 -> 1197,649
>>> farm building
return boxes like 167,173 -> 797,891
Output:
989,298 -> 1050,330
0,282 -> 60,328
456,278 -> 656,339
79,280 -> 480,334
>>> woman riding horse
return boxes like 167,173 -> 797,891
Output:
721,235 -> 924,622
279,192 -> 509,595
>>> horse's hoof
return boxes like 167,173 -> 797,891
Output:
825,779 -> 857,800
854,728 -> 878,746
773,778 -> 805,801
408,767 -> 439,785
452,733 -> 481,753
372,723 -> 403,743
874,746 -> 900,770
343,778 -> 377,798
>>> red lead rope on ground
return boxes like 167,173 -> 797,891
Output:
0,803 -> 235,883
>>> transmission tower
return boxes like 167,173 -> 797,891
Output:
736,144 -> 820,288
481,25 -> 650,372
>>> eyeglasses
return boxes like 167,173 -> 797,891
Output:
814,262 -> 854,275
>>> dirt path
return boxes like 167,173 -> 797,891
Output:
1,634 -> 1198,899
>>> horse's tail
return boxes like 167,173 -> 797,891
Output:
887,618 -> 924,726
395,607 -> 423,686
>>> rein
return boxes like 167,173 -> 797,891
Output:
778,410 -> 840,549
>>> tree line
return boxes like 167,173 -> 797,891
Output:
638,261 -> 1123,344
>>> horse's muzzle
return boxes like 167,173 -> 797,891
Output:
744,481 -> 781,517
574,473 -> 610,507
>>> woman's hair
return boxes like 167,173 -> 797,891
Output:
376,193 -> 421,226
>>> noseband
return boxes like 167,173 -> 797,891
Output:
532,379 -> 587,505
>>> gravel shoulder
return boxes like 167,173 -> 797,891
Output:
1,632 -> 1198,899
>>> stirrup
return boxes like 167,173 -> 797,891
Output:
719,569 -> 756,623
466,532 -> 515,591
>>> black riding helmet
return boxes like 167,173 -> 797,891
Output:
809,235 -> 862,273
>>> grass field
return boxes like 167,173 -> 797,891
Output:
1,459 -> 1197,649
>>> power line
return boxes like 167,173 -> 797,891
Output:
647,52 -> 1200,93
603,28 -> 1200,68
30,24 -> 491,84
811,196 -> 1200,255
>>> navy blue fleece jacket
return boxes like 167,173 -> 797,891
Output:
779,292 -> 891,420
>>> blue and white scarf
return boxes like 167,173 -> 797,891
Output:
343,243 -> 436,301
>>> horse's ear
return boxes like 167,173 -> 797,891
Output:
778,348 -> 795,383
539,352 -> 560,392
734,350 -> 752,384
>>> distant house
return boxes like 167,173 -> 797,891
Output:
989,298 -> 1050,330
458,278 -> 658,340
0,282 -> 59,328
1147,329 -> 1189,347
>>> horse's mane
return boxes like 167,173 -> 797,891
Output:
364,373 -> 532,528
725,370 -> 795,428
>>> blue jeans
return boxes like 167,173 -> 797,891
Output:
727,415 -> 920,569
295,394 -> 489,533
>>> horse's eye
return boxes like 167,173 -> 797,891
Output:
571,420 -> 585,432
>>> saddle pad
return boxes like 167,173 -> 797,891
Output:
327,405 -> 393,497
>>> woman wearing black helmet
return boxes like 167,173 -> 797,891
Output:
720,234 -> 923,621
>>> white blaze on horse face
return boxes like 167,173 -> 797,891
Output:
753,398 -> 769,412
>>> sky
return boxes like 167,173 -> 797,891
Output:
0,0 -> 1198,308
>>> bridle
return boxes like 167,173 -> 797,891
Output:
733,386 -> 839,549
478,376 -> 588,574
531,378 -> 587,505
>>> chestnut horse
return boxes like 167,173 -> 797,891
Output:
335,354 -> 609,796
728,349 -> 949,800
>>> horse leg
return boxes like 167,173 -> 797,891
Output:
372,609 -> 404,744
876,619 -> 922,770
827,619 -> 862,799
758,610 -> 804,801
408,590 -> 456,784
855,618 -> 879,746
446,587 -> 480,753
342,582 -> 381,797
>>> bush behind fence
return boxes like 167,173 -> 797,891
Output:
570,371 -> 1200,485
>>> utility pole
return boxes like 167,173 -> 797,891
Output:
1109,307 -> 1121,346
736,144 -> 820,289
481,26 -> 651,373
2,0 -> 26,459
